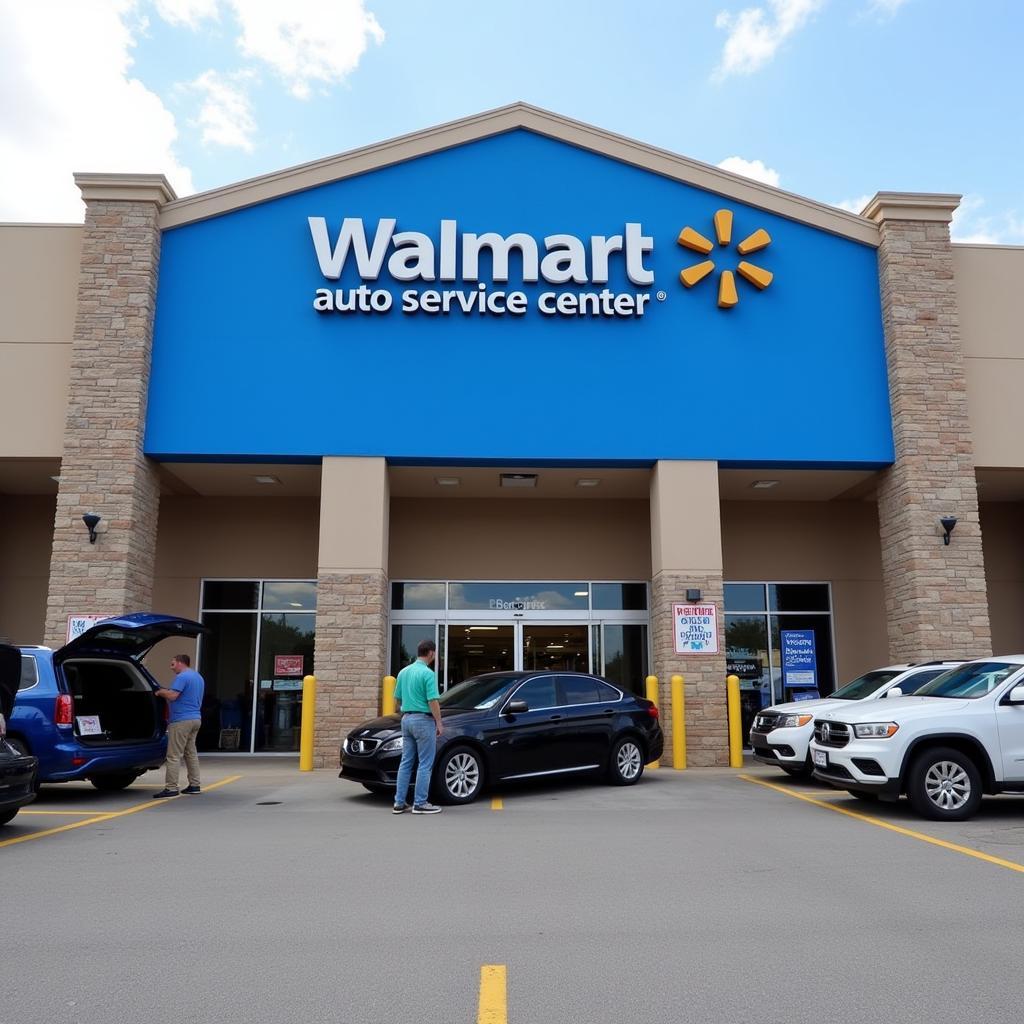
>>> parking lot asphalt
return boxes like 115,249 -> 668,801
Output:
3,757 -> 1024,1024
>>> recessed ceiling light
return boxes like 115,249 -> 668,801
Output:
500,473 -> 537,488
253,475 -> 280,485
435,477 -> 460,486
576,478 -> 601,488
751,480 -> 779,489
573,591 -> 588,597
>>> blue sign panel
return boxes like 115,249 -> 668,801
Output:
781,630 -> 818,691
146,129 -> 893,463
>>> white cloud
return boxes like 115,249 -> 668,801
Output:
951,195 -> 1024,245
714,0 -> 825,78
188,69 -> 257,151
0,1 -> 193,222
155,0 -> 386,100
717,156 -> 781,187
833,194 -> 873,215
153,0 -> 219,28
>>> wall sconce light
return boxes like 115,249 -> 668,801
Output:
82,513 -> 101,544
686,588 -> 702,603
940,515 -> 958,546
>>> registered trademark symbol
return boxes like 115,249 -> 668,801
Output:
656,291 -> 667,301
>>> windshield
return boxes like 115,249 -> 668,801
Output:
437,673 -> 521,710
830,670 -> 902,701
913,661 -> 1021,699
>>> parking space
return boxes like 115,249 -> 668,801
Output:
3,758 -> 1024,1024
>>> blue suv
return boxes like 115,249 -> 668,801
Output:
7,614 -> 205,791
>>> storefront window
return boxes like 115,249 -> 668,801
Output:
725,583 -> 835,738
601,624 -> 649,695
391,582 -> 445,610
448,582 -> 588,612
592,583 -> 647,610
198,580 -> 316,754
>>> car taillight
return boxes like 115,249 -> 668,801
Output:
646,702 -> 659,719
55,693 -> 74,726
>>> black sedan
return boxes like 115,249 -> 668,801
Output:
339,670 -> 664,804
0,643 -> 36,826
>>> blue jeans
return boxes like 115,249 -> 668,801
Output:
394,714 -> 437,807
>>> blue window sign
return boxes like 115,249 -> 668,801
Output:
781,630 -> 817,689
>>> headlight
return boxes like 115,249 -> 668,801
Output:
342,737 -> 349,753
381,737 -> 404,752
853,722 -> 899,738
778,714 -> 813,729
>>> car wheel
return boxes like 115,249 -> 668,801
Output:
434,746 -> 484,805
6,739 -> 40,793
907,746 -> 983,821
0,808 -> 18,826
89,773 -> 139,792
607,736 -> 645,786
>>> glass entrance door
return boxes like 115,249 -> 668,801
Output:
521,624 -> 589,673
446,624 -> 516,687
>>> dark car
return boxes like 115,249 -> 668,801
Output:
0,644 -> 37,825
339,670 -> 664,804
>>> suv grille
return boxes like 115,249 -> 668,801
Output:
814,722 -> 850,748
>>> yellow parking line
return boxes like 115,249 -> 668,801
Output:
19,809 -> 105,816
0,774 -> 243,850
740,773 -> 1024,875
477,964 -> 507,1024
491,797 -> 504,811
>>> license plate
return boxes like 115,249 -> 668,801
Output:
812,749 -> 828,768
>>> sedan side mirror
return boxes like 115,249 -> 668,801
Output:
1008,684 -> 1024,705
886,687 -> 903,698
505,699 -> 529,715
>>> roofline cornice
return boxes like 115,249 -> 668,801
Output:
158,102 -> 879,245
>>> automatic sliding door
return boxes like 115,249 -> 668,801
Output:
521,624 -> 589,673
446,625 -> 515,688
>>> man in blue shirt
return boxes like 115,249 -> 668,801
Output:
152,653 -> 205,798
393,639 -> 443,814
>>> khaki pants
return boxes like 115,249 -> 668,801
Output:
165,720 -> 201,790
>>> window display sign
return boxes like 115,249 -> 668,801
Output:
67,615 -> 108,643
273,655 -> 304,677
781,630 -> 817,688
76,715 -> 102,735
727,657 -> 762,679
673,604 -> 719,655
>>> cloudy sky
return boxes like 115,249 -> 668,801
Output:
1,0 -> 1021,242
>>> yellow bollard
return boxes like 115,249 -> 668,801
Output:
382,675 -> 397,717
671,674 -> 686,770
727,674 -> 743,768
299,674 -> 316,772
644,675 -> 660,768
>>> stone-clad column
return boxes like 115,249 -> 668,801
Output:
44,174 -> 175,649
864,193 -> 992,662
650,461 -> 728,767
314,457 -> 390,767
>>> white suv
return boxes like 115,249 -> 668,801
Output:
810,655 -> 1024,820
749,663 -> 960,777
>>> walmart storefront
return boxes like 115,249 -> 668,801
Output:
2,103 -> 1020,765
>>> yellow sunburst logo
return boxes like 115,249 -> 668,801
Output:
677,209 -> 774,308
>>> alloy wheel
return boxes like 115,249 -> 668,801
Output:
617,741 -> 642,780
924,760 -> 971,811
445,752 -> 481,799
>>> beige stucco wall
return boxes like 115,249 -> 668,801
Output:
150,496 -> 319,682
0,495 -> 55,645
389,498 -> 651,579
721,501 -> 889,683
0,226 -> 80,457
955,245 -> 1024,468
980,502 -> 1024,654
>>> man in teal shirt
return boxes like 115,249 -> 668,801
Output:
393,639 -> 443,814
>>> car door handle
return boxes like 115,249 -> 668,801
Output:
548,715 -> 563,721
603,709 -> 614,715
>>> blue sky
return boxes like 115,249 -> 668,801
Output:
2,0 -> 1022,241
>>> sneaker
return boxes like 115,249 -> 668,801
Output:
392,804 -> 409,814
412,802 -> 442,815
182,785 -> 201,795
152,789 -> 179,799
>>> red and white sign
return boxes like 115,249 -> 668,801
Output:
67,615 -> 108,643
672,604 -> 719,655
274,654 -> 304,677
